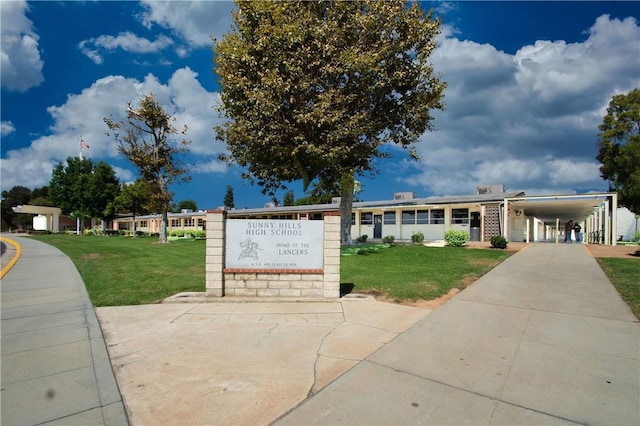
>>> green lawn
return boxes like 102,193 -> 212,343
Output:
27,235 -> 639,318
341,244 -> 512,301
597,257 -> 640,320
31,234 -> 205,306
30,235 -> 512,306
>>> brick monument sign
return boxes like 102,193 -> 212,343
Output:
205,210 -> 341,299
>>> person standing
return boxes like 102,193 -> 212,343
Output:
565,220 -> 573,243
573,221 -> 582,243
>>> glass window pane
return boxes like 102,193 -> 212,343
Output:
361,212 -> 373,225
384,211 -> 396,224
452,208 -> 469,224
402,210 -> 415,224
430,209 -> 444,224
417,210 -> 429,224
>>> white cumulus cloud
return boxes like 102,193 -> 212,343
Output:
0,0 -> 44,92
139,0 -> 234,47
79,32 -> 174,65
396,14 -> 640,197
1,68 -> 227,192
1,120 -> 16,136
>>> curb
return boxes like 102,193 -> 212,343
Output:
0,237 -> 22,279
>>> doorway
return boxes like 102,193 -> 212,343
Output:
374,214 -> 382,239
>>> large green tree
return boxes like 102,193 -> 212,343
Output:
105,93 -> 191,243
214,0 -> 445,244
596,88 -> 640,214
49,157 -> 120,233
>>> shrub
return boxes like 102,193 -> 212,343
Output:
356,234 -> 368,243
411,231 -> 424,244
444,229 -> 469,247
634,231 -> 640,242
490,235 -> 508,249
382,235 -> 395,244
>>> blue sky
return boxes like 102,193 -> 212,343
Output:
1,1 -> 639,210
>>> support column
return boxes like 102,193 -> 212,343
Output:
205,210 -> 226,297
604,200 -> 610,245
555,218 -> 559,244
611,193 -> 618,246
503,200 -> 509,241
323,213 -> 341,299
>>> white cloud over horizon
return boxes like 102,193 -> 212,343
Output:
1,67 -> 227,191
397,14 -> 639,197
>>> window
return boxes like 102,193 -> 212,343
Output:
430,209 -> 444,224
311,213 -> 323,220
184,218 -> 194,227
170,219 -> 180,227
383,211 -> 396,225
360,212 -> 373,225
351,213 -> 356,225
139,220 -> 148,228
452,208 -> 469,224
402,210 -> 415,224
197,218 -> 205,227
417,210 -> 429,224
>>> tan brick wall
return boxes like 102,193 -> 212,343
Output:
205,212 -> 341,299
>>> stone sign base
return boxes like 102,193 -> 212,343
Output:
205,210 -> 341,299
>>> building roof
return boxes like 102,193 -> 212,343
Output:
225,191 -> 525,216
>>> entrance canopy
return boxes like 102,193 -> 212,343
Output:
504,192 -> 618,245
506,193 -> 614,224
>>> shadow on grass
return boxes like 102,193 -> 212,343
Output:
340,283 -> 355,297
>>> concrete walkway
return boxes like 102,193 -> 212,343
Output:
1,236 -> 129,425
277,243 -> 640,425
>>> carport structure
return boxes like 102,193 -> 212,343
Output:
11,205 -> 62,232
503,192 -> 618,245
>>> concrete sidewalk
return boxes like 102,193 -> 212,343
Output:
3,237 -> 638,425
277,243 -> 640,425
1,236 -> 128,425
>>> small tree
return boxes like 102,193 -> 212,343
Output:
223,184 -> 235,209
114,179 -> 153,236
283,190 -> 295,206
105,93 -> 191,243
596,88 -> 640,214
174,199 -> 198,212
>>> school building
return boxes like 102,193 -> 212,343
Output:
110,185 -> 628,245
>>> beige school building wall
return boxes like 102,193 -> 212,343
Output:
109,190 -> 622,245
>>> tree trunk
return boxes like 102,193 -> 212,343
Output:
339,172 -> 355,245
160,211 -> 168,243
